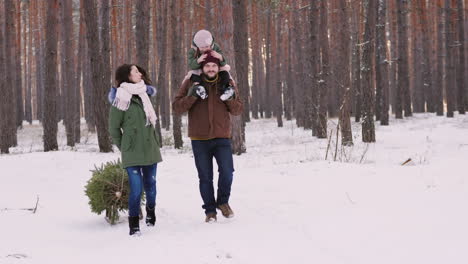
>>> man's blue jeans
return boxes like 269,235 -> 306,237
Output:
191,138 -> 234,215
126,164 -> 157,217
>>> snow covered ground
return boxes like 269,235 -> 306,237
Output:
1,114 -> 468,264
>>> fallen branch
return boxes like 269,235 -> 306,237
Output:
1,196 -> 39,213
401,158 -> 412,166
325,129 -> 333,160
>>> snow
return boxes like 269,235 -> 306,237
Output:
1,113 -> 468,264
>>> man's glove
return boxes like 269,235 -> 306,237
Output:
188,84 -> 208,99
220,86 -> 235,101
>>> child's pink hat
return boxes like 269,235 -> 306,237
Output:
193,29 -> 213,48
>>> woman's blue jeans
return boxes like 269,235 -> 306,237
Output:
126,164 -> 157,217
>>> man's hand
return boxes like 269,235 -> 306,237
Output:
210,50 -> 223,61
188,84 -> 208,99
197,53 -> 208,64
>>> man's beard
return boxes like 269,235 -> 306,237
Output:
204,72 -> 218,80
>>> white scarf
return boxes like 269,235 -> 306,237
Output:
113,80 -> 157,127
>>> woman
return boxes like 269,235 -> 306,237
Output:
108,64 -> 162,236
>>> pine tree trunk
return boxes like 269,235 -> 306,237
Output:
170,0 -> 183,149
396,0 -> 411,118
274,9 -> 283,128
361,0 -> 376,143
292,4 -> 304,127
23,0 -> 32,124
83,0 -> 112,152
285,24 -> 295,121
1,0 -> 10,152
220,0 -> 245,154
389,0 -> 398,116
43,0 -> 59,151
317,0 -> 329,139
250,1 -> 261,120
376,0 -> 390,125
410,0 -> 425,113
420,0 -> 433,113
456,0 -> 466,114
335,0 -> 353,145
136,0 -> 149,70
156,0 -> 170,132
351,0 -> 362,123
4,0 -> 18,148
435,0 -> 445,116
61,0 -> 76,147
14,1 -> 22,131
233,0 -> 250,124
264,9 -> 273,119
445,0 -> 456,117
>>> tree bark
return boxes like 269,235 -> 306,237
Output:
62,0 -> 77,147
351,0 -> 362,123
445,0 -> 457,117
317,0 -> 329,139
136,0 -> 150,71
170,0 -> 183,149
83,0 -> 113,152
43,0 -> 59,151
335,0 -> 353,145
456,0 -> 466,114
361,0 -> 376,142
396,0 -> 412,118
376,0 -> 390,125
221,0 -> 245,154
233,0 -> 250,123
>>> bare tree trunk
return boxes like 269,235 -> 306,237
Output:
410,0 -> 425,113
4,0 -> 18,148
61,0 -> 76,147
351,0 -> 362,123
445,0 -> 457,117
136,0 -> 150,70
83,0 -> 112,152
376,0 -> 390,125
273,8 -> 283,128
233,0 -> 250,124
335,0 -> 353,145
317,0 -> 329,139
264,8 -> 273,119
14,1 -> 22,130
250,1 -> 261,120
220,0 -> 245,154
285,23 -> 294,121
292,3 -> 304,127
43,0 -> 59,151
170,0 -> 183,149
456,0 -> 466,114
156,0 -> 170,133
396,0 -> 411,118
1,0 -> 10,152
420,0 -> 433,113
389,0 -> 398,116
25,0 -> 33,124
361,0 -> 376,142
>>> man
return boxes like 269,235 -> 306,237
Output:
172,52 -> 243,223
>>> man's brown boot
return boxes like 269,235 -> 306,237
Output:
217,203 -> 234,218
205,212 -> 217,223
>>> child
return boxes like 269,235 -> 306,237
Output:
187,29 -> 234,101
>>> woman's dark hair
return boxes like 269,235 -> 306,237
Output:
115,64 -> 152,87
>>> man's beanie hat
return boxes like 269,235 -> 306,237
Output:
193,29 -> 214,48
201,51 -> 220,67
